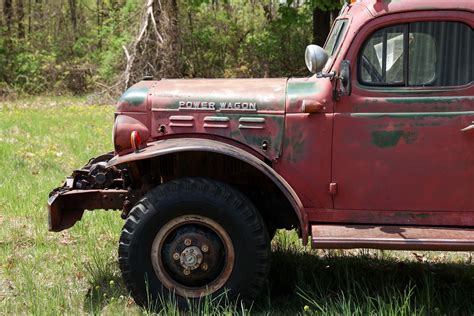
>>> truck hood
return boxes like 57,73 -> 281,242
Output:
149,78 -> 287,112
147,78 -> 288,160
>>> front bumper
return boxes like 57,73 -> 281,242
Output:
47,189 -> 128,232
47,152 -> 134,232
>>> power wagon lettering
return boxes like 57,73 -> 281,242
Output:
178,100 -> 257,111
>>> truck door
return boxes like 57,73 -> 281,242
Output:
332,19 -> 474,222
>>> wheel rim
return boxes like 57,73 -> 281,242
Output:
151,215 -> 235,298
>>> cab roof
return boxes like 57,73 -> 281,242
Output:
347,0 -> 473,18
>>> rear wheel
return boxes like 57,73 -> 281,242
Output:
118,178 -> 271,308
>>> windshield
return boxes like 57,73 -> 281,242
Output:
324,19 -> 348,57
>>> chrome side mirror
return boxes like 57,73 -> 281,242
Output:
305,45 -> 329,74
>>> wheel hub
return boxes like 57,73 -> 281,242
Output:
163,229 -> 224,284
179,246 -> 203,270
150,215 -> 235,298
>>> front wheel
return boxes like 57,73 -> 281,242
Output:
118,178 -> 271,308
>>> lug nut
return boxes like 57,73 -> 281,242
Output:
173,253 -> 180,260
201,244 -> 209,253
183,269 -> 191,276
201,263 -> 208,271
184,238 -> 192,246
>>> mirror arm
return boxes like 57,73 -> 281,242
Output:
316,71 -> 337,80
332,74 -> 348,101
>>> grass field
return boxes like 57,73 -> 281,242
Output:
0,97 -> 473,315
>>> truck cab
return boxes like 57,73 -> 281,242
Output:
48,0 -> 473,308
280,0 -> 474,247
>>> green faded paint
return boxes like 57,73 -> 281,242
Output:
385,96 -> 473,104
395,212 -> 431,219
119,87 -> 149,106
282,123 -> 306,163
224,114 -> 284,159
241,134 -> 269,149
371,130 -> 417,148
369,121 -> 441,129
287,81 -> 320,101
352,111 -> 474,119
269,115 -> 284,153
354,83 -> 460,95
413,122 -> 441,127
204,116 -> 230,122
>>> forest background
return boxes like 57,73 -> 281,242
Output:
2,2 -> 474,315
0,0 -> 341,100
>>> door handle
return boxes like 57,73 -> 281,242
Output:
302,99 -> 326,113
461,121 -> 474,132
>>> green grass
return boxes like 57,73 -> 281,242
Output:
0,97 -> 473,315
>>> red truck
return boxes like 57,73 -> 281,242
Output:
48,0 -> 474,307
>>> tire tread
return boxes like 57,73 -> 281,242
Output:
118,177 -> 271,305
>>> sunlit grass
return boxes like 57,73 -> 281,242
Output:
0,97 -> 473,315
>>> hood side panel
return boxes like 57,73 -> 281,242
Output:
151,78 -> 287,112
149,78 -> 288,160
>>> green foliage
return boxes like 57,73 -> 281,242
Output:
0,0 -> 140,95
0,0 -> 341,95
93,0 -> 141,82
180,0 -> 332,78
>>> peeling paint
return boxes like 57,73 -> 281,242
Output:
352,111 -> 474,119
395,212 -> 431,219
385,96 -> 474,104
371,130 -> 417,148
119,87 -> 149,106
287,81 -> 321,101
282,122 -> 307,163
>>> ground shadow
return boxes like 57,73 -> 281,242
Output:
254,249 -> 474,314
82,250 -> 474,314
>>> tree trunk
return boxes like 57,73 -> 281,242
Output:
3,0 -> 13,34
28,0 -> 31,34
68,0 -> 77,34
97,0 -> 102,49
17,0 -> 25,38
312,8 -> 331,47
123,0 -> 181,88
261,0 -> 276,77
34,0 -> 43,32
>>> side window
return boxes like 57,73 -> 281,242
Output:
359,21 -> 473,87
325,19 -> 348,57
360,25 -> 405,85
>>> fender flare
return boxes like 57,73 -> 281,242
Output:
108,138 -> 309,244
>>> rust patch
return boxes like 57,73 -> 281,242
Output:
48,189 -> 128,232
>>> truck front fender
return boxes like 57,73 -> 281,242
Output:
108,138 -> 309,244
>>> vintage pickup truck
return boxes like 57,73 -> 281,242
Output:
48,0 -> 473,307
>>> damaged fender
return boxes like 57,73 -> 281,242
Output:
108,138 -> 309,244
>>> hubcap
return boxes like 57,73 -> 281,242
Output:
151,215 -> 235,298
179,246 -> 202,270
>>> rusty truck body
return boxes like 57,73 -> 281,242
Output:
48,0 -> 474,306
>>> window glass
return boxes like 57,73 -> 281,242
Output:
360,26 -> 405,85
325,19 -> 348,57
408,31 -> 436,86
409,22 -> 472,86
359,21 -> 472,87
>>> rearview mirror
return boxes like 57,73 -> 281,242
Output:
305,45 -> 329,74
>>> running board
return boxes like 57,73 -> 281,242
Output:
311,225 -> 474,251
